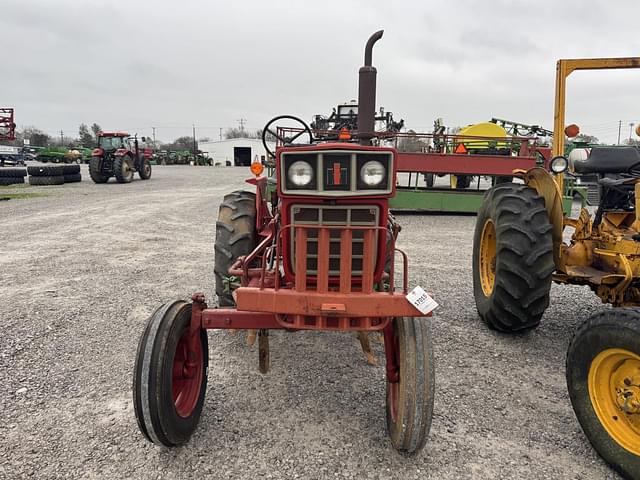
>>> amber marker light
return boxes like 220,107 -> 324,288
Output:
250,161 -> 264,176
338,128 -> 351,141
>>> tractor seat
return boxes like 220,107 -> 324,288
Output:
573,146 -> 640,175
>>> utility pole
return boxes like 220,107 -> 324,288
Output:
60,130 -> 64,146
219,127 -> 223,141
237,118 -> 246,133
152,127 -> 156,148
618,120 -> 622,144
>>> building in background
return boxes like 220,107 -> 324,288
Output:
198,138 -> 275,166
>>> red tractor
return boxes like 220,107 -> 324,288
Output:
0,108 -> 16,141
89,132 -> 152,183
133,31 -> 436,453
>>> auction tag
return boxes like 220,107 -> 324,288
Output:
406,286 -> 438,315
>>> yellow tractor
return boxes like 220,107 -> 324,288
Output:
472,57 -> 640,479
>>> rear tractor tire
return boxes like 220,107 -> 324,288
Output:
89,157 -> 110,184
133,300 -> 209,447
114,155 -> 134,183
214,191 -> 257,307
385,317 -> 435,455
566,309 -> 640,480
472,183 -> 554,332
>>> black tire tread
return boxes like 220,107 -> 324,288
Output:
473,183 -> 554,332
133,300 -> 209,447
566,308 -> 640,480
139,159 -> 152,180
89,157 -> 110,183
28,175 -> 64,186
214,191 -> 257,307
0,168 -> 27,178
27,165 -> 64,177
64,173 -> 82,183
386,317 -> 435,455
62,164 -> 80,175
114,156 -> 133,183
0,176 -> 25,185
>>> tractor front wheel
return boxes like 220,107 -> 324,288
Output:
139,159 -> 152,180
114,155 -> 134,183
133,300 -> 209,447
472,183 -> 554,332
89,157 -> 109,183
567,309 -> 640,480
385,317 -> 435,455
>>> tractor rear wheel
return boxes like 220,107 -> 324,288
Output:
385,317 -> 435,455
472,183 -> 554,332
567,309 -> 640,480
214,191 -> 257,307
139,160 -> 152,180
114,155 -> 134,183
89,157 -> 109,183
133,300 -> 209,447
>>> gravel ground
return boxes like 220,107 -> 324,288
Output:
0,165 -> 620,479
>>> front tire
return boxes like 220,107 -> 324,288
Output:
139,159 -> 152,180
114,155 -> 134,183
472,183 -> 554,332
214,191 -> 257,307
567,309 -> 640,480
133,300 -> 209,447
385,317 -> 435,455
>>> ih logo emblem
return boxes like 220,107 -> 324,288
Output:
327,162 -> 348,186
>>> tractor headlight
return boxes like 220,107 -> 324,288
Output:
287,160 -> 314,186
550,156 -> 569,174
360,160 -> 385,186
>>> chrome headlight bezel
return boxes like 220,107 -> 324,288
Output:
359,160 -> 386,187
550,155 -> 569,174
287,160 -> 314,187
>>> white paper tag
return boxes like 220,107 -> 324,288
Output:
406,286 -> 438,315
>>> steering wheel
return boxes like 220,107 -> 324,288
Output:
262,115 -> 314,159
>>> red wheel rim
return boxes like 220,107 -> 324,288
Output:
387,327 -> 400,423
172,331 -> 204,418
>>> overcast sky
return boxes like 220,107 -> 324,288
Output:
2,0 -> 639,144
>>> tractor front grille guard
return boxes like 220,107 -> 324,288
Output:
229,223 -> 411,331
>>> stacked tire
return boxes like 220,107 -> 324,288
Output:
0,168 -> 27,185
28,165 -> 65,185
26,164 -> 82,185
62,164 -> 82,183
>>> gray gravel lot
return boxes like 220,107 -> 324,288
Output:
0,165 -> 619,479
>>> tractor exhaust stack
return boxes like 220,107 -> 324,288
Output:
358,30 -> 384,145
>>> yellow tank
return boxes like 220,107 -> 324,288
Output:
457,122 -> 508,150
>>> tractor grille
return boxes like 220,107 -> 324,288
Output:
291,205 -> 379,276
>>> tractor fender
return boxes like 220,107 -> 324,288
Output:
520,167 -> 565,269
114,148 -> 129,157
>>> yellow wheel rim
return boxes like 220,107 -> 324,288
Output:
479,219 -> 497,296
588,348 -> 640,456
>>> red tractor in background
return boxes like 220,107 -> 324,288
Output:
0,108 -> 16,141
89,132 -> 152,183
133,31 -> 437,453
